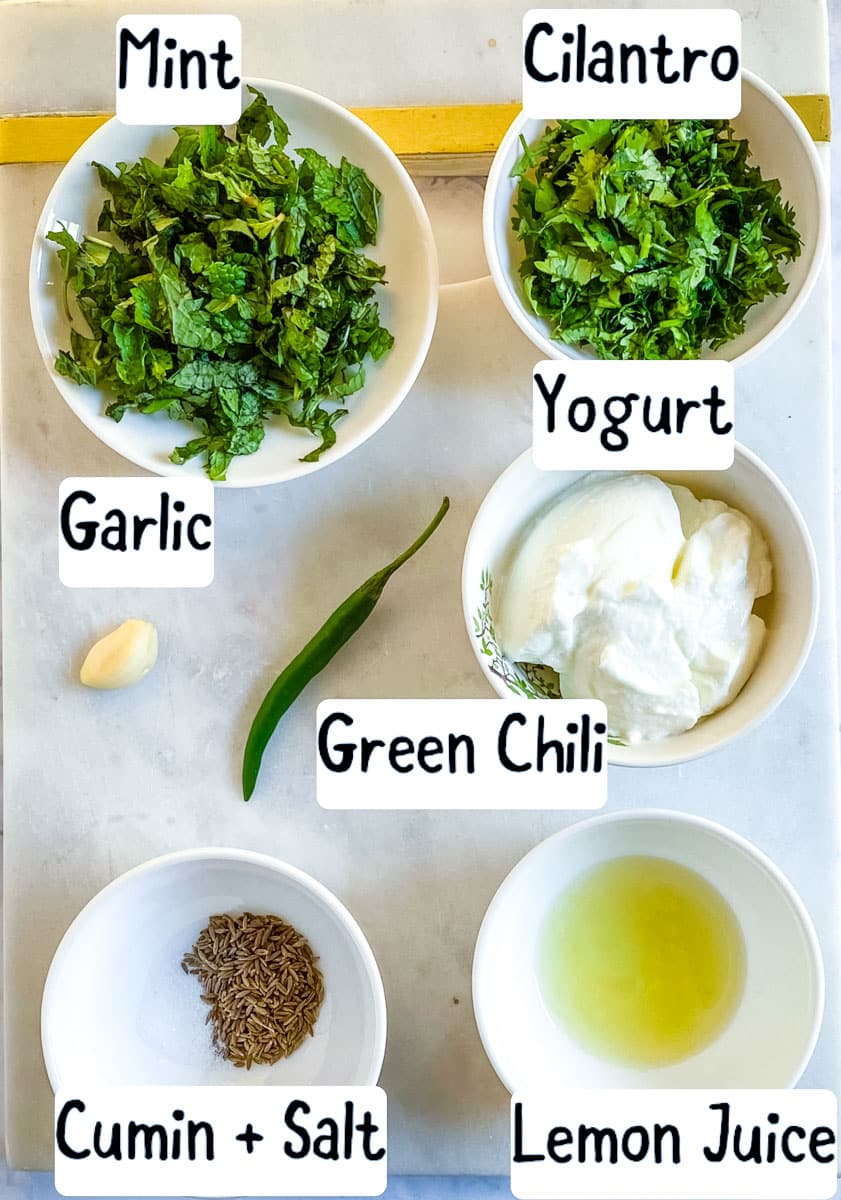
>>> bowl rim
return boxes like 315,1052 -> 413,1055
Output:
29,76 -> 440,489
482,67 -> 829,369
471,807 -> 825,1094
461,442 -> 820,767
40,845 -> 388,1090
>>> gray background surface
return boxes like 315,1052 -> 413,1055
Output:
1,0 -> 839,1196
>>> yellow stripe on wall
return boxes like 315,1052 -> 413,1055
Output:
0,114 -> 111,164
0,96 -> 830,166
786,94 -> 831,143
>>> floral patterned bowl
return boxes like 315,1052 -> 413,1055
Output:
461,448 -> 818,767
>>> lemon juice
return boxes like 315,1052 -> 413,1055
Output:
538,855 -> 746,1067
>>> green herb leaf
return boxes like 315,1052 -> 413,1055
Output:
513,118 -> 801,359
50,89 -> 393,479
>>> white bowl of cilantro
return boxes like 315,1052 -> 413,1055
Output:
483,71 -> 828,365
30,80 -> 438,485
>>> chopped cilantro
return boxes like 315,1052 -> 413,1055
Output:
512,118 -> 802,359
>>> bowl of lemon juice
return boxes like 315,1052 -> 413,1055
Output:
472,811 -> 823,1091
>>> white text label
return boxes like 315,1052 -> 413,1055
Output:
59,478 -> 214,588
533,360 -> 734,471
523,9 -> 741,118
316,700 -> 608,810
55,1086 -> 387,1197
116,15 -> 242,125
511,1090 -> 837,1200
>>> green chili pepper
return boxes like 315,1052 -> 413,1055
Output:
242,497 -> 450,801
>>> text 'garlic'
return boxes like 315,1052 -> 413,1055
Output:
80,619 -> 158,690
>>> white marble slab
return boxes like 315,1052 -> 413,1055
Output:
2,148 -> 838,1175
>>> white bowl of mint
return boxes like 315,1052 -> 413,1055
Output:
30,80 -> 438,485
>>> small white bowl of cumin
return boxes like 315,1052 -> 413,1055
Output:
41,848 -> 386,1088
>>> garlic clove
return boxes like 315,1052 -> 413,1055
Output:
80,619 -> 159,690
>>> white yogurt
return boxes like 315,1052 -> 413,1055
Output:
497,473 -> 772,743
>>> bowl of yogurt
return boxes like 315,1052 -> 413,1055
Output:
462,447 -> 818,766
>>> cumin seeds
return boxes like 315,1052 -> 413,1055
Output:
182,912 -> 324,1069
